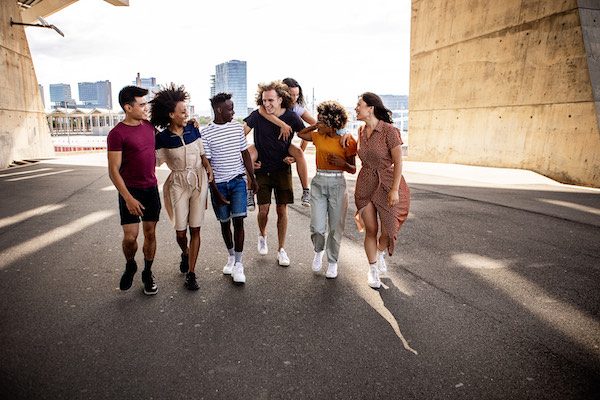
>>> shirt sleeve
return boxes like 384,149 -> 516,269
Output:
238,125 -> 249,151
243,111 -> 257,129
196,138 -> 206,156
385,124 -> 402,150
156,148 -> 166,166
106,131 -> 122,151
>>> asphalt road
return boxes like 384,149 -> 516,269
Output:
0,153 -> 598,399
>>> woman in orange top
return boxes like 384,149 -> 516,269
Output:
354,92 -> 410,289
297,101 -> 357,279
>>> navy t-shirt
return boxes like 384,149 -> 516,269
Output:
244,109 -> 304,173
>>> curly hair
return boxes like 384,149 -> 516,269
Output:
210,92 -> 232,109
360,92 -> 393,124
282,77 -> 305,107
150,83 -> 189,129
316,100 -> 348,130
255,80 -> 292,109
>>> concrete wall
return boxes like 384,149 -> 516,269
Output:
409,0 -> 600,187
0,1 -> 54,169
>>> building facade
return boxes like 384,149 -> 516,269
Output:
214,60 -> 247,118
78,80 -> 112,109
49,83 -> 72,104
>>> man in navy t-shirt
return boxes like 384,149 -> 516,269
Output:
243,81 -> 304,267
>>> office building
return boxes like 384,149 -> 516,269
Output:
214,60 -> 247,118
134,73 -> 160,99
49,83 -> 72,104
78,80 -> 112,109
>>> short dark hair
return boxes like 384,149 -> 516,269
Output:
149,83 -> 188,129
210,92 -> 232,110
316,101 -> 348,130
118,86 -> 148,111
282,77 -> 305,107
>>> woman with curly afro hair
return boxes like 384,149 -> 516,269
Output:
151,83 -> 214,291
297,100 -> 357,279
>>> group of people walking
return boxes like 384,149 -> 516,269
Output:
107,79 -> 409,295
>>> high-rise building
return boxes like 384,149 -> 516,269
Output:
49,83 -> 72,104
214,60 -> 247,118
78,80 -> 112,109
209,74 -> 216,99
38,84 -> 45,108
134,73 -> 160,99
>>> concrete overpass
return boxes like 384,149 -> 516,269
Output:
0,0 -> 127,168
2,0 -> 600,187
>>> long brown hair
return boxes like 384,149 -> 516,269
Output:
360,92 -> 393,124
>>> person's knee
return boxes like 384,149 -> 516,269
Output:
289,145 -> 305,160
276,205 -> 287,218
232,217 -> 244,229
189,227 -> 200,236
258,206 -> 269,219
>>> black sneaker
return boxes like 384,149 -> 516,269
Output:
179,253 -> 189,273
141,270 -> 158,295
184,272 -> 199,291
119,261 -> 137,291
247,191 -> 255,212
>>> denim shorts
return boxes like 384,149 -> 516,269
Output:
210,174 -> 247,222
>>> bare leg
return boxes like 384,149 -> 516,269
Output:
232,217 -> 245,252
288,144 -> 309,189
360,202 -> 379,263
276,204 -> 288,250
188,227 -> 200,273
258,204 -> 270,237
176,229 -> 188,256
142,221 -> 157,262
122,223 -> 139,261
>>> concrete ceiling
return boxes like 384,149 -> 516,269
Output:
17,0 -> 128,24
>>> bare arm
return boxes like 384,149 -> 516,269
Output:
327,154 -> 357,174
297,124 -> 318,141
258,105 -> 292,140
107,151 -> 144,216
300,110 -> 317,126
201,155 -> 214,182
388,145 -> 403,206
241,149 -> 258,193
243,123 -> 252,137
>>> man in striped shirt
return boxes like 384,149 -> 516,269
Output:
201,93 -> 257,284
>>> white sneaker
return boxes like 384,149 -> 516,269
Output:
277,248 -> 290,267
312,250 -> 324,272
223,255 -> 235,275
232,262 -> 246,284
325,262 -> 338,279
257,235 -> 268,255
378,251 -> 388,274
367,264 -> 381,289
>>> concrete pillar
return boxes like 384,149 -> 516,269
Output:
409,0 -> 600,187
0,1 -> 54,168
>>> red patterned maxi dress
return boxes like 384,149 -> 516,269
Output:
355,120 -> 410,256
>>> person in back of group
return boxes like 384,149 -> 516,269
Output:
151,84 -> 214,291
297,100 -> 357,279
354,92 -> 410,289
243,81 -> 305,266
201,92 -> 257,284
247,77 -> 317,209
107,86 -> 159,295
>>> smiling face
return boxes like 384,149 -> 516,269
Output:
124,96 -> 148,121
288,86 -> 300,106
355,97 -> 372,121
169,101 -> 188,128
262,89 -> 283,115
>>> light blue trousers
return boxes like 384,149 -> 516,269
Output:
309,173 -> 348,264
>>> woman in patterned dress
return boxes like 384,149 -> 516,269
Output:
354,92 -> 410,289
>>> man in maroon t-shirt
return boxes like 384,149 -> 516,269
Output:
107,86 -> 160,295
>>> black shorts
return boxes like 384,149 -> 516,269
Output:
118,186 -> 161,225
255,168 -> 294,205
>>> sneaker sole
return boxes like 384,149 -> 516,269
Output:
143,289 -> 158,295
368,282 -> 381,289
326,274 -> 338,279
232,277 -> 246,284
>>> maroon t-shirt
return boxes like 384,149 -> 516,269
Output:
107,120 -> 157,189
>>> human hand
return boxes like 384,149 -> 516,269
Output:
327,154 -> 346,167
278,124 -> 293,141
339,132 -> 352,148
387,190 -> 400,207
126,197 -> 145,216
254,161 -> 262,170
187,118 -> 199,128
283,156 -> 296,165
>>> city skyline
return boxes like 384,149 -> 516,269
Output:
26,0 -> 410,115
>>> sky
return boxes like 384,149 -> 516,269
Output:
26,0 -> 411,115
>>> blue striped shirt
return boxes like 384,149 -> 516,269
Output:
200,121 -> 248,183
